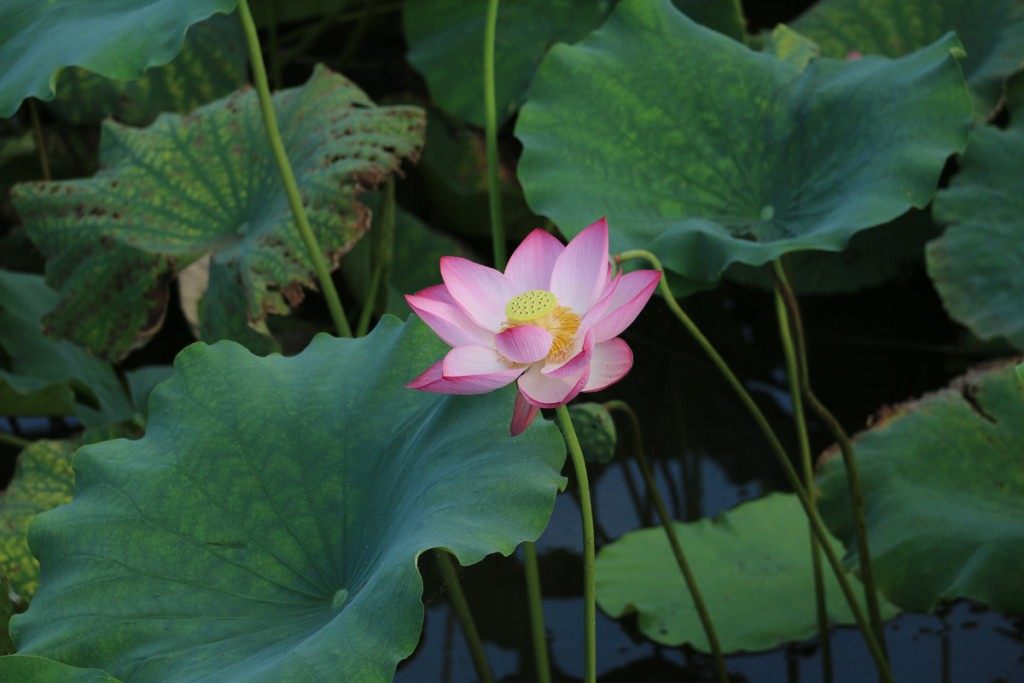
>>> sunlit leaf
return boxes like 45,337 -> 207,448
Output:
818,362 -> 1024,612
516,0 -> 971,294
13,66 -> 425,360
596,493 -> 897,652
0,656 -> 118,682
12,317 -> 566,681
0,0 -> 237,118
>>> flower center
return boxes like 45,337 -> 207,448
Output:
504,289 -> 581,363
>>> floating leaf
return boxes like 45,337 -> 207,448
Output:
818,362 -> 1024,613
928,109 -> 1024,348
0,656 -> 118,682
597,493 -> 897,652
47,13 -> 247,127
13,317 -> 566,681
0,0 -> 236,118
403,0 -> 608,127
792,0 -> 1024,117
0,440 -> 75,599
516,0 -> 971,294
14,66 -> 425,360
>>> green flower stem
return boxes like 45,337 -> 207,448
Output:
356,179 -> 395,337
772,260 -> 889,659
0,431 -> 30,449
483,0 -> 506,268
237,0 -> 353,338
773,288 -> 833,682
554,404 -> 596,683
433,550 -> 495,683
522,541 -> 552,683
614,249 -> 892,683
27,98 -> 50,181
604,400 -> 728,683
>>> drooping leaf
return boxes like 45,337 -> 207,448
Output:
0,656 -> 118,682
817,362 -> 1024,613
596,493 -> 898,652
12,317 -> 566,681
516,0 -> 971,295
0,0 -> 237,118
47,13 -> 247,127
792,0 -> 1024,117
0,270 -> 132,426
13,66 -> 425,360
928,107 -> 1024,349
0,440 -> 76,599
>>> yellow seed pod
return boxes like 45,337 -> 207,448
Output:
505,289 -> 558,322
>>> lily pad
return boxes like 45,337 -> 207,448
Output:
0,0 -> 236,118
817,362 -> 1024,613
928,108 -> 1024,349
47,13 -> 247,126
0,656 -> 118,682
516,0 -> 971,294
13,66 -> 425,360
12,316 -> 566,681
596,493 -> 897,652
0,440 -> 76,600
792,0 -> 1024,117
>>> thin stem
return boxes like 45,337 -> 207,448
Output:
604,400 -> 728,683
772,260 -> 889,659
433,550 -> 494,683
28,99 -> 50,180
554,405 -> 596,683
482,0 -> 506,268
356,179 -> 395,337
237,0 -> 353,338
522,541 -> 552,683
0,432 -> 30,449
614,249 -> 892,683
773,288 -> 833,682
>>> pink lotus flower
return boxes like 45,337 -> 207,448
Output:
406,218 -> 660,435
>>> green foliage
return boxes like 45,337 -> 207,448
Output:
13,66 -> 425,360
671,0 -> 747,42
0,572 -> 12,654
818,362 -> 1024,612
793,0 -> 1024,117
12,317 -> 566,682
516,0 -> 972,294
0,656 -> 118,682
0,440 -> 76,600
596,493 -> 897,652
928,107 -> 1024,349
47,13 -> 247,126
0,0 -> 237,118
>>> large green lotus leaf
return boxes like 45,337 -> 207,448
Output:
403,0 -> 608,127
0,440 -> 76,600
817,362 -> 1024,613
0,656 -> 118,682
0,270 -> 132,426
516,0 -> 971,294
12,316 -> 566,681
0,0 -> 237,118
792,0 -> 1024,117
928,111 -> 1024,348
596,493 -> 898,652
47,13 -> 247,127
13,66 -> 425,361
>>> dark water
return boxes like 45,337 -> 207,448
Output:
396,271 -> 1024,682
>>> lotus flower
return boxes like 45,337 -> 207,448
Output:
406,218 -> 660,435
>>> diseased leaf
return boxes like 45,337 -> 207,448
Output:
13,66 -> 425,360
516,0 -> 971,294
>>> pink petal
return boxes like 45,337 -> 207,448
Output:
407,347 -> 522,395
406,285 -> 493,348
510,390 -> 540,436
406,359 -> 495,395
583,338 -> 633,392
440,256 -> 517,331
495,325 -> 553,364
591,270 -> 661,342
518,362 -> 590,409
505,228 -> 564,292
542,330 -> 593,378
549,217 -> 609,314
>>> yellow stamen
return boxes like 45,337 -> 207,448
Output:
503,289 -> 581,363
